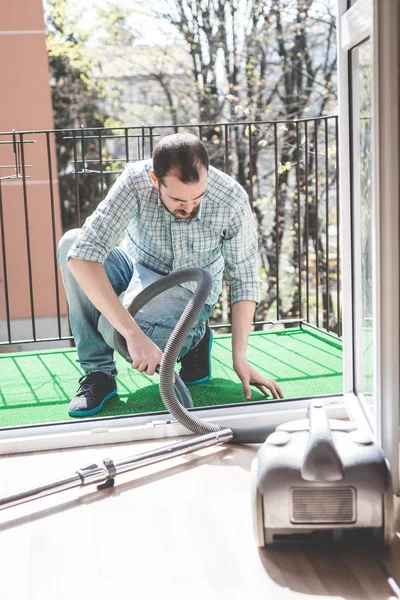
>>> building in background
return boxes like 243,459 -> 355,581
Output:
0,0 -> 68,351
90,44 -> 198,127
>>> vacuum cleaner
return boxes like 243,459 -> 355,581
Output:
251,401 -> 394,546
0,268 -> 394,547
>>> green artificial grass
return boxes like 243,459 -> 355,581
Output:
0,325 -> 342,428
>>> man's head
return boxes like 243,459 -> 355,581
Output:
150,133 -> 209,220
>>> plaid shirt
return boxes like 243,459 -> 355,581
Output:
67,160 -> 262,306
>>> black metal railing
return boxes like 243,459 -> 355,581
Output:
0,116 -> 340,347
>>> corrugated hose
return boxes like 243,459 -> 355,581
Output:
114,268 -> 272,444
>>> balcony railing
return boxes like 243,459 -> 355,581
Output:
0,116 -> 340,348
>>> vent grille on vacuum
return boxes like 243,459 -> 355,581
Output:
291,487 -> 356,524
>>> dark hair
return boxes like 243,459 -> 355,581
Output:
152,133 -> 209,184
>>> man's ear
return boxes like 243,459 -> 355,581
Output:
149,169 -> 159,189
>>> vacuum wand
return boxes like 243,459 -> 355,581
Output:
0,428 -> 233,511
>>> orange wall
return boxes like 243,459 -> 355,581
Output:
0,0 -> 67,322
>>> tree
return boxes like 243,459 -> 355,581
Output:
264,1 -> 337,328
45,0 -> 111,130
44,0 -> 339,330
153,0 -> 338,329
44,0 -> 133,229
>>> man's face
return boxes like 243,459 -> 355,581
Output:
150,168 -> 208,220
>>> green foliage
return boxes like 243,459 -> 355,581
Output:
44,0 -> 119,130
44,0 -> 136,229
44,0 -> 139,130
96,2 -> 135,47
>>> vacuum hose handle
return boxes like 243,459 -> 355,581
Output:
300,401 -> 344,482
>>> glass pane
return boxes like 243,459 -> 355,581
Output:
351,38 -> 374,405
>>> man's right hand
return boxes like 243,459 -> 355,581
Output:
126,329 -> 163,376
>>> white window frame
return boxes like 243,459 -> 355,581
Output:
338,0 -> 400,492
0,395 -> 346,454
4,0 -> 399,468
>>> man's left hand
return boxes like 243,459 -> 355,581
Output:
233,359 -> 284,400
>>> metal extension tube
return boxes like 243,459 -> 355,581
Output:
0,429 -> 233,511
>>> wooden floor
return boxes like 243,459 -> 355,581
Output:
0,438 -> 400,600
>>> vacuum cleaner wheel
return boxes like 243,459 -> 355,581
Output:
383,459 -> 395,545
251,458 -> 265,547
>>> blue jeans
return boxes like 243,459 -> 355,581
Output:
57,229 -> 214,378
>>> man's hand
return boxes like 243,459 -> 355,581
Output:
126,329 -> 163,376
233,359 -> 283,400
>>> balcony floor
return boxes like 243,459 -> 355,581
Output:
0,324 -> 342,428
0,436 -> 396,600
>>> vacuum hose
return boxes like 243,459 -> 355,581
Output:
114,267 -> 273,444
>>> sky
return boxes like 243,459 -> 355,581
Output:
60,0 -> 181,46
44,0 -> 337,48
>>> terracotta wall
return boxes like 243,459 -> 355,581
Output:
0,0 -> 67,324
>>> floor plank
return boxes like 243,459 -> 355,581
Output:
0,438 -> 396,600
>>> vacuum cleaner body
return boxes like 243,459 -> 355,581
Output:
252,401 -> 393,545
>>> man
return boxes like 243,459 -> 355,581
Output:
57,133 -> 283,417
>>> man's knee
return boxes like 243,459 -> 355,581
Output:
57,228 -> 80,264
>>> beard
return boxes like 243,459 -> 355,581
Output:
173,204 -> 200,221
159,188 -> 201,222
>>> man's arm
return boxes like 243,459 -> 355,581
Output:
66,165 -> 162,375
231,300 -> 255,365
67,164 -> 138,265
220,187 -> 283,400
231,300 -> 283,400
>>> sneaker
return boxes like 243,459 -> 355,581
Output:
179,325 -> 213,385
68,372 -> 117,417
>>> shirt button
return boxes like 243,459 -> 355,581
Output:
175,244 -> 180,248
